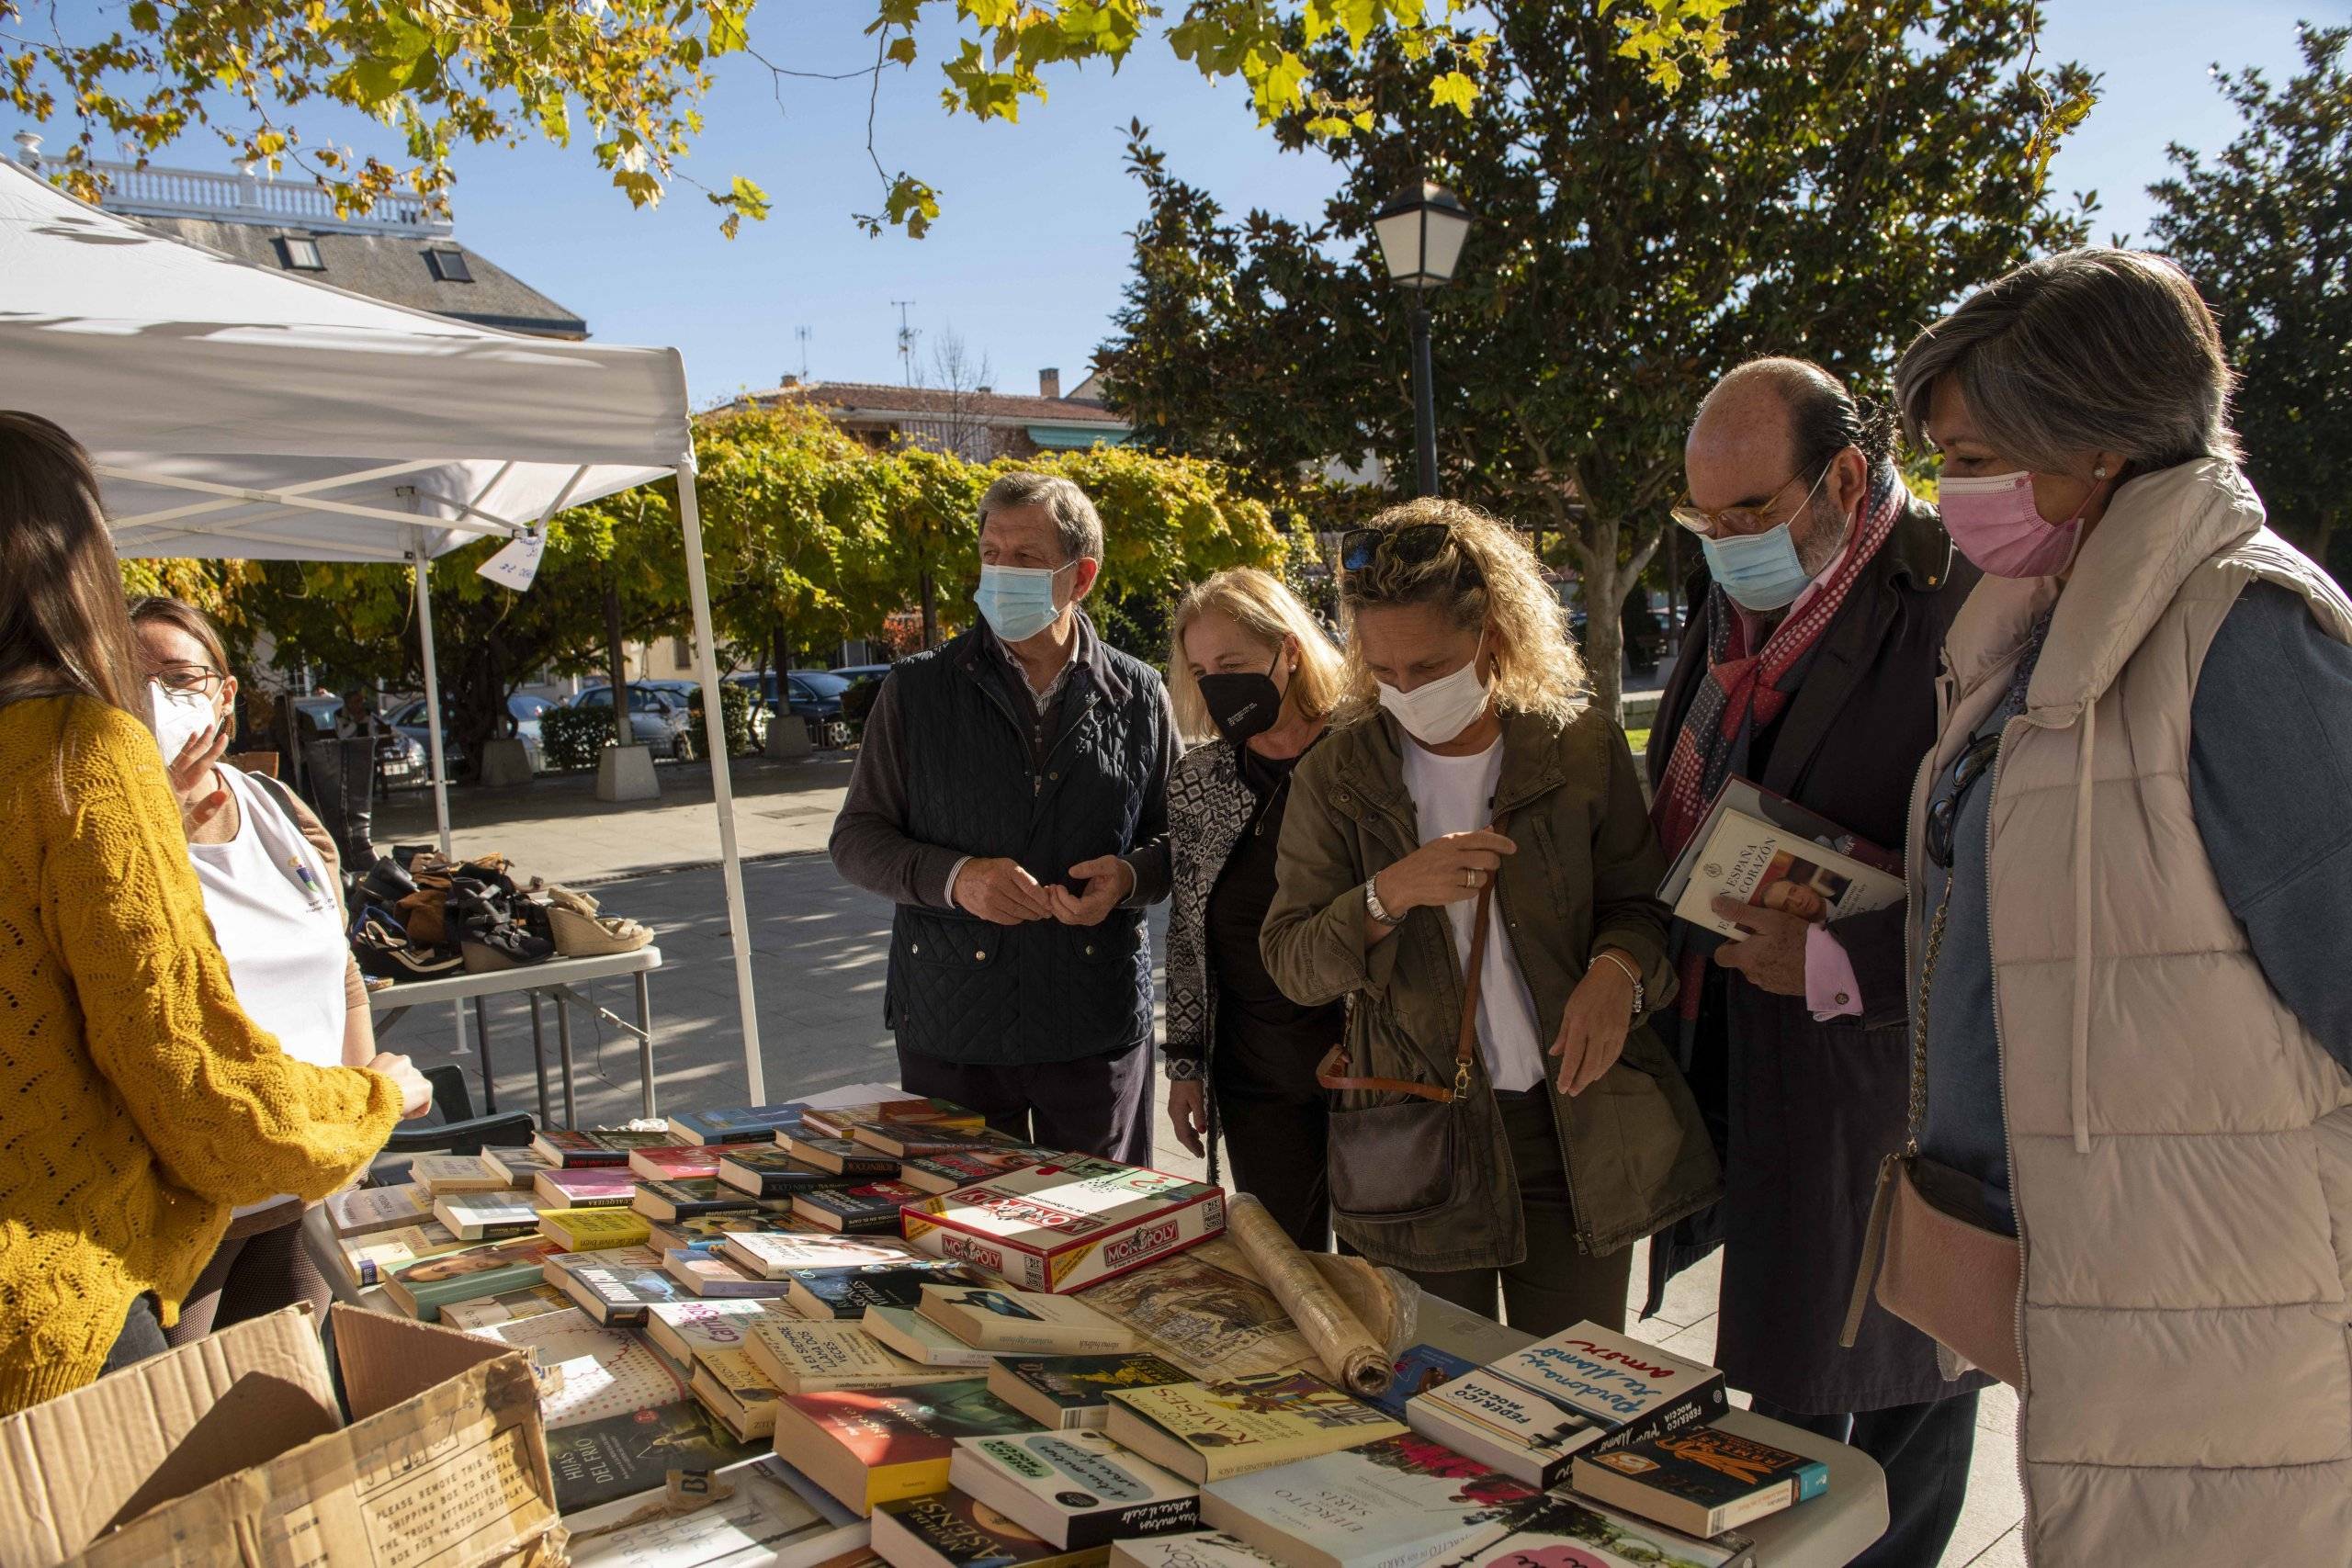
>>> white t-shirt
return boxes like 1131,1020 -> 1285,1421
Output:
1399,736 -> 1548,1094
186,766 -> 352,1069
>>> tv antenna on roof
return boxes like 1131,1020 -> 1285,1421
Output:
892,300 -> 920,385
795,325 -> 811,380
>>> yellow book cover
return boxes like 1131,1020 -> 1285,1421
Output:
744,1319 -> 960,1396
538,1206 -> 653,1251
1104,1371 -> 1404,1482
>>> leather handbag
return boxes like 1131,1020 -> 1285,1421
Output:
1315,826 -> 1502,1222
1841,854 -> 2025,1388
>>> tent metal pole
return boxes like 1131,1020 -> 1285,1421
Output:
412,544 -> 455,858
675,462 -> 765,1100
409,532 -> 465,1066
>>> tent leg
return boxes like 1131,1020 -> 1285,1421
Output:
413,552 -> 454,858
413,546 -> 464,1059
676,465 -> 765,1100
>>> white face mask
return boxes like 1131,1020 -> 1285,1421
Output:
150,681 -> 217,761
1376,638 -> 1492,747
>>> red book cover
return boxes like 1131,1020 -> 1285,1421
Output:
802,1099 -> 985,1140
786,1378 -> 1039,1471
629,1145 -> 724,1182
535,1168 -> 638,1209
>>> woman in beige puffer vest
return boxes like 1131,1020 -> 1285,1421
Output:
1883,249 -> 2352,1565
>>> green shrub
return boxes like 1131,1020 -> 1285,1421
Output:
685,680 -> 757,756
540,705 -> 611,772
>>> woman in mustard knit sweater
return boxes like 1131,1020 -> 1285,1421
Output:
0,412 -> 433,1415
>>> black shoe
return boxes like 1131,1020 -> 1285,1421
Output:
359,856 -> 416,907
353,918 -> 464,982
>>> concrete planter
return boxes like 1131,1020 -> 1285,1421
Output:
595,743 -> 661,802
764,714 -> 813,760
478,737 -> 532,787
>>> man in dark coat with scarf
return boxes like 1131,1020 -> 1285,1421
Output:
1645,358 -> 1985,1568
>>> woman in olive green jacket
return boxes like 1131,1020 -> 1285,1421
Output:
1261,500 -> 1720,1332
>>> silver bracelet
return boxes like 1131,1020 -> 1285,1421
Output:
1364,874 -> 1405,928
1594,949 -> 1645,1016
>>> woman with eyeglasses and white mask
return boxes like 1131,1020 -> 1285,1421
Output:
1159,569 -> 1351,1249
1261,501 -> 1719,1333
130,596 -> 403,1348
1849,249 -> 2352,1562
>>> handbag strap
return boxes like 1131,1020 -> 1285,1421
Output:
1316,810 -> 1510,1105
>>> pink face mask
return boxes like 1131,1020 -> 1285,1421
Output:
1937,470 -> 2099,578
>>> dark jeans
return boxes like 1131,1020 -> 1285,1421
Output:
899,1040 -> 1154,1165
164,1213 -> 334,1348
1750,1390 -> 1980,1568
1404,1089 -> 1633,1337
1213,1074 -> 1329,1251
100,1293 -> 168,1378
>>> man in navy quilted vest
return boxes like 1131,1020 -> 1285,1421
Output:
830,471 -> 1178,1162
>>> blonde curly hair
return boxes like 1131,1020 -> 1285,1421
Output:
1336,498 -> 1588,726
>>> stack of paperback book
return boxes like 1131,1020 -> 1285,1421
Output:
328,1083 -> 1833,1568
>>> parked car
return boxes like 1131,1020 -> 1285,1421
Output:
568,683 -> 695,759
381,692 -> 550,774
292,692 -> 427,782
503,693 -> 551,773
728,670 -> 851,748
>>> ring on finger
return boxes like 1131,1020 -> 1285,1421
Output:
1464,868 -> 1480,888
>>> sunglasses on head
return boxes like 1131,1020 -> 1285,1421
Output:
1927,733 -> 2004,870
1340,522 -> 1453,574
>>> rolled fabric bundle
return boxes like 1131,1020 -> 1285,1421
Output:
1223,1192 -> 1394,1397
1306,1251 -> 1416,1359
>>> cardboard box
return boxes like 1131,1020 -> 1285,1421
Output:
899,1157 -> 1225,1293
0,1303 -> 560,1568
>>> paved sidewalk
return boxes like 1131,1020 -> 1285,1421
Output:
370,765 -> 2021,1567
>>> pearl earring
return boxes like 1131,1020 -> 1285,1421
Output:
2093,465 -> 2109,479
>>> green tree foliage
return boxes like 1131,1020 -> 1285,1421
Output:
205,407 -> 1289,776
2147,24 -> 2349,578
0,1 -> 1739,237
232,497 -> 686,781
1100,1 -> 2093,712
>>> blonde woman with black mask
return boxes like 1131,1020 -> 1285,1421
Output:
1160,569 -> 1349,1248
1261,500 -> 1719,1332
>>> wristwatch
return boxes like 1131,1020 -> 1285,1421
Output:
1364,874 -> 1405,928
1594,949 -> 1646,1016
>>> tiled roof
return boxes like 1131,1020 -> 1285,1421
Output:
746,380 -> 1129,426
129,217 -> 589,338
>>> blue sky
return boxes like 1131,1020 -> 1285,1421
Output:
33,5 -> 2324,404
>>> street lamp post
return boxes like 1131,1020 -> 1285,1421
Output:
1372,180 -> 1473,497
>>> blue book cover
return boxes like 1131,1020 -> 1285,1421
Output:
667,1102 -> 811,1145
1371,1343 -> 1478,1419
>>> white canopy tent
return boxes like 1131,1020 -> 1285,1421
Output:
0,158 -> 766,1098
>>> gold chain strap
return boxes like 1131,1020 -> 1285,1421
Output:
1906,875 -> 1956,1158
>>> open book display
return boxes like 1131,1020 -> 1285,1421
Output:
326,1081 -> 1838,1566
1657,774 -> 1905,939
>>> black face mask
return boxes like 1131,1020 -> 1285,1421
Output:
1198,655 -> 1283,749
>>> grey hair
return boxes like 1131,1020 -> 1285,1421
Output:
977,471 -> 1104,565
1894,247 -> 2240,475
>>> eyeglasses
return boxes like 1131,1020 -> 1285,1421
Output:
1926,733 -> 2004,870
151,664 -> 226,697
1670,463 -> 1832,538
1340,522 -> 1453,573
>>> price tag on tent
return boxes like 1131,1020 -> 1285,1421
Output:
478,529 -> 546,592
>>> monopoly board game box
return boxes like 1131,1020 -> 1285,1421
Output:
899,1156 -> 1226,1293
